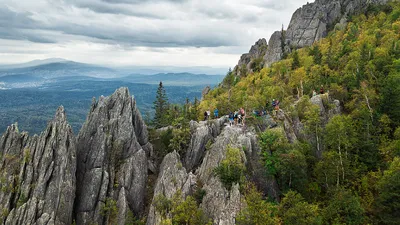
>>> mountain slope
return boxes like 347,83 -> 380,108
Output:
199,2 -> 400,224
233,0 -> 390,76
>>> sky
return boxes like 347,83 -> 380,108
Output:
0,0 -> 311,69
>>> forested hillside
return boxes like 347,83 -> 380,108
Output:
199,2 -> 400,224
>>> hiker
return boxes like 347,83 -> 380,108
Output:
253,110 -> 259,117
320,85 -> 324,94
240,108 -> 246,125
272,99 -> 277,110
275,100 -> 280,110
204,111 -> 208,121
312,89 -> 317,96
229,112 -> 234,126
214,108 -> 219,118
207,110 -> 211,120
234,111 -> 238,125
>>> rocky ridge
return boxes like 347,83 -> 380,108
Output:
0,87 -> 341,224
234,0 -> 389,75
0,88 -> 153,225
0,106 -> 76,225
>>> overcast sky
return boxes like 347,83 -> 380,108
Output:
0,0 -> 311,69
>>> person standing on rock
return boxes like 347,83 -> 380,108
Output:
312,89 -> 317,97
234,110 -> 238,125
240,108 -> 246,125
214,108 -> 219,118
229,111 -> 234,126
320,85 -> 325,94
204,111 -> 208,121
207,110 -> 211,120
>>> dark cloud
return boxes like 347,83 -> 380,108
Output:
0,0 -> 311,51
101,0 -> 187,4
0,7 -> 38,29
64,0 -> 167,18
0,7 -> 55,43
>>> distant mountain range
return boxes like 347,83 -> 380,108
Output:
0,58 -> 68,69
0,59 -> 224,89
121,72 -> 223,86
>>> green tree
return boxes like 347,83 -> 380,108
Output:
214,146 -> 245,189
278,191 -> 321,225
375,157 -> 400,224
236,184 -> 280,225
171,195 -> 210,225
153,81 -> 169,128
325,115 -> 356,185
310,45 -> 323,65
292,50 -> 300,70
323,189 -> 365,225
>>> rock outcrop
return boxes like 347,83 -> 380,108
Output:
197,125 -> 278,223
185,118 -> 227,172
147,151 -> 196,225
0,107 -> 76,225
147,120 -> 280,224
234,0 -> 389,73
234,38 -> 267,76
310,93 -> 341,124
264,31 -> 285,68
75,87 -> 151,225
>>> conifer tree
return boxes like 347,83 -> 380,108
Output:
153,81 -> 169,128
292,50 -> 300,70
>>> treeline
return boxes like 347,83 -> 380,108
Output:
149,82 -> 201,161
199,2 -> 400,224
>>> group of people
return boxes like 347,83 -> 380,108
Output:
252,98 -> 280,118
228,108 -> 246,126
204,108 -> 219,120
203,85 -> 327,124
313,85 -> 325,96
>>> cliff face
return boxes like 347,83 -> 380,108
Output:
235,0 -> 389,74
0,87 -> 153,225
235,38 -> 267,76
0,107 -> 76,225
147,117 -> 281,224
75,87 -> 151,225
0,85 -> 343,224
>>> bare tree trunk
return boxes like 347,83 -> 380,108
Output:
325,172 -> 329,189
338,141 -> 345,182
300,80 -> 304,97
364,94 -> 373,122
316,126 -> 321,157
336,165 -> 340,187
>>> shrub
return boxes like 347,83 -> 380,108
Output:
236,183 -> 280,225
214,146 -> 245,190
101,198 -> 118,225
154,194 -> 172,217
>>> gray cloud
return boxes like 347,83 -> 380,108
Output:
100,0 -> 187,4
0,7 -> 38,29
0,0 -> 312,66
63,0 -> 168,18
